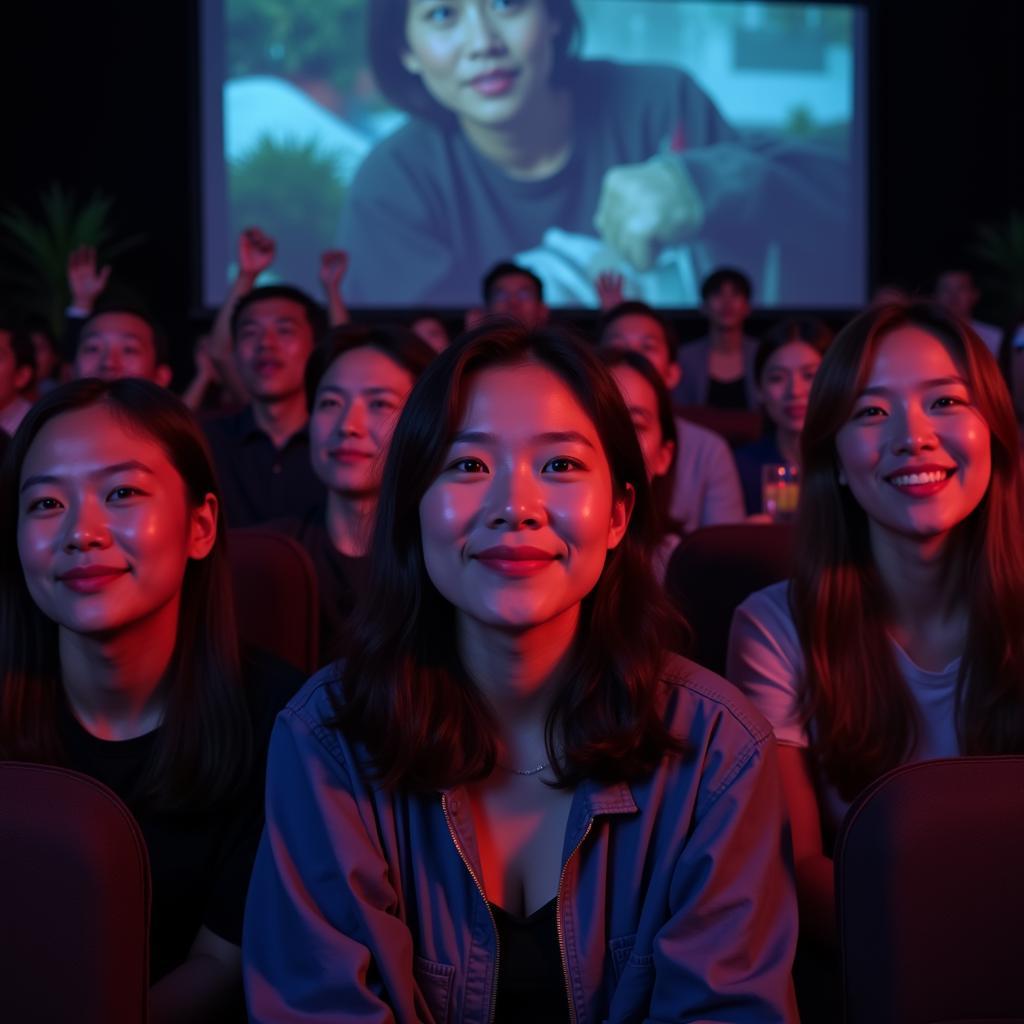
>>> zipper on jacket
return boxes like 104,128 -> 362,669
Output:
441,793 -> 500,1024
555,818 -> 593,1024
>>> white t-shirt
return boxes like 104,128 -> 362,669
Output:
726,580 -> 961,828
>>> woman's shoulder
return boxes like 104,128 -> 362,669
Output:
570,58 -> 702,102
659,652 -> 775,750
735,579 -> 794,628
351,118 -> 453,185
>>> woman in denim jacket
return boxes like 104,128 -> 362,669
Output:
244,323 -> 798,1023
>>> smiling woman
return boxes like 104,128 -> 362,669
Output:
727,301 -> 1024,948
0,379 -> 297,1022
244,321 -> 799,1023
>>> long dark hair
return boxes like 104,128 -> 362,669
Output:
792,302 -> 1024,800
333,322 -> 685,790
369,0 -> 583,122
597,347 -> 680,538
0,379 -> 252,811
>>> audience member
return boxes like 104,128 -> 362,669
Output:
599,301 -> 745,531
727,302 -> 1024,946
735,317 -> 831,514
0,379 -> 298,1020
0,318 -> 36,436
411,315 -> 450,353
203,285 -> 327,528
244,322 -> 798,1021
275,324 -> 435,663
482,261 -> 549,328
934,267 -> 1003,355
674,267 -> 759,409
23,314 -> 66,397
600,347 -> 682,578
73,303 -> 173,386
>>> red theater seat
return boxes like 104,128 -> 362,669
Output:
664,523 -> 795,674
675,405 -> 764,448
0,762 -> 151,1024
228,528 -> 319,677
836,756 -> 1024,1024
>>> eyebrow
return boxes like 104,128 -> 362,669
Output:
320,385 -> 402,396
451,430 -> 596,449
859,375 -> 969,397
21,460 -> 156,493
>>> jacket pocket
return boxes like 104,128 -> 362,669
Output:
413,954 -> 456,1024
607,933 -> 655,1021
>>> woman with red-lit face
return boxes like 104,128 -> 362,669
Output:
835,326 -> 991,549
728,303 -> 1024,960
245,325 -> 799,1021
3,379 -> 274,1022
420,360 -> 630,635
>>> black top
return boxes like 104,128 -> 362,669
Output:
490,899 -> 571,1024
271,506 -> 370,665
202,406 -> 325,528
56,651 -> 301,982
705,376 -> 749,410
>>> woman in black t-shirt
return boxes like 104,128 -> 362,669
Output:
0,378 -> 280,1021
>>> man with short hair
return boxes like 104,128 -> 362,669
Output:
675,268 -> 760,409
600,301 -> 744,532
73,305 -> 173,386
202,285 -> 327,528
482,262 -> 549,329
934,268 -> 1003,355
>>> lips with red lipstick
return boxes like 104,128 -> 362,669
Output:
56,565 -> 130,594
884,463 -> 956,498
472,544 -> 559,577
467,68 -> 519,97
328,447 -> 375,465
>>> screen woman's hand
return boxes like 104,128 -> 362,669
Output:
593,155 -> 705,273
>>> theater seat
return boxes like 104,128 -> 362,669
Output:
675,405 -> 764,448
0,762 -> 150,1024
835,756 -> 1024,1024
664,523 -> 795,674
228,528 -> 319,677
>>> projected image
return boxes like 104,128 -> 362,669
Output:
213,1 -> 865,308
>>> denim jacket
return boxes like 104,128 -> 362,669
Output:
243,656 -> 798,1023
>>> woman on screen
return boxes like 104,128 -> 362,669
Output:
339,0 -> 852,308
244,322 -> 798,1022
727,302 -> 1024,941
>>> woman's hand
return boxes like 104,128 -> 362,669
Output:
593,155 -> 705,272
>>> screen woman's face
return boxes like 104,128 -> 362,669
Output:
402,0 -> 560,129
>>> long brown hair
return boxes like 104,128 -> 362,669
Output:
0,379 -> 252,811
333,322 -> 686,790
792,302 -> 1024,800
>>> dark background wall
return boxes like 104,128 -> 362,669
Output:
4,1 -> 1023,364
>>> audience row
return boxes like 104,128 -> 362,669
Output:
1,240 -> 1022,1022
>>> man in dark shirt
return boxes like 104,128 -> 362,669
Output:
203,285 -> 327,527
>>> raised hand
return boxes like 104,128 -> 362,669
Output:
238,227 -> 276,281
593,155 -> 705,273
67,245 -> 112,312
319,249 -> 350,294
595,270 -> 625,311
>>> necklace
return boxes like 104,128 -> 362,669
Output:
499,760 -> 550,777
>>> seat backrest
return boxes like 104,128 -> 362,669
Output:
664,523 -> 795,674
675,405 -> 764,448
0,762 -> 151,1024
835,756 -> 1024,1024
228,528 -> 319,676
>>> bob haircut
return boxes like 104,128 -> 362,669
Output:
370,0 -> 583,122
597,347 -> 680,537
0,379 -> 252,810
753,316 -> 832,384
304,323 -> 436,411
333,320 -> 686,790
792,301 -> 1024,800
